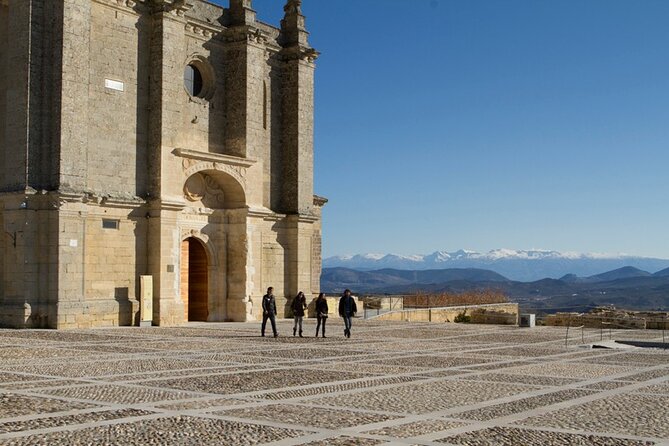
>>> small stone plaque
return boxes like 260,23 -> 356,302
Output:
105,79 -> 124,92
69,239 -> 78,247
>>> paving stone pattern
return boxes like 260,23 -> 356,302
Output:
0,321 -> 667,445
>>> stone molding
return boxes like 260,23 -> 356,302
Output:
148,198 -> 187,212
179,229 -> 218,267
177,151 -> 252,198
184,162 -> 247,193
174,148 -> 256,168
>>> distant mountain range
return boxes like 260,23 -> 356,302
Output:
321,265 -> 669,313
324,249 -> 669,282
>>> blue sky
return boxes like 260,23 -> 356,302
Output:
214,0 -> 669,259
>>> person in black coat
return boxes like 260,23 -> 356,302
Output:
292,291 -> 307,337
315,293 -> 329,338
261,287 -> 278,338
338,289 -> 357,338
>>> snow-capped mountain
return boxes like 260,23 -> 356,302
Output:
323,249 -> 669,282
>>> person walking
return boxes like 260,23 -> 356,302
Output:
338,289 -> 357,338
315,293 -> 329,338
261,287 -> 278,338
292,291 -> 307,337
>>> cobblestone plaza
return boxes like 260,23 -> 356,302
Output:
0,321 -> 667,445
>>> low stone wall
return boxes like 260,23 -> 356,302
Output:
369,303 -> 519,326
544,313 -> 654,330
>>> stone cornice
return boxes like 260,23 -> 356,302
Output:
185,19 -> 221,40
173,148 -> 257,168
247,206 -> 284,221
58,191 -> 147,208
85,195 -> 147,209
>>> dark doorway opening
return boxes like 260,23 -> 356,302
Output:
180,238 -> 209,322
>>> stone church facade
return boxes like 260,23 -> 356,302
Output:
0,0 -> 326,329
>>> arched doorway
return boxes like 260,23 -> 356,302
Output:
180,237 -> 209,322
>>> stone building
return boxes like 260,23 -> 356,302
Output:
0,0 -> 326,329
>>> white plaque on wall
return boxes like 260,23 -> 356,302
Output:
139,275 -> 153,327
105,79 -> 125,92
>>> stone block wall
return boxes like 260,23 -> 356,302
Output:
87,2 -> 149,197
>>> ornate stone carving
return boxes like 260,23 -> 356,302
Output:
181,228 -> 210,245
183,161 -> 247,190
184,173 -> 225,207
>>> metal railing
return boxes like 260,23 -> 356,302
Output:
562,314 -> 668,347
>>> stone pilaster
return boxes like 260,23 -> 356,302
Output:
279,0 -> 318,215
2,0 -> 33,192
222,0 -> 267,160
283,214 -> 318,299
58,0 -> 91,192
225,208 -> 251,321
147,0 -> 192,325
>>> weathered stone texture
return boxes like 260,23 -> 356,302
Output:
0,3 -> 6,189
0,0 -> 325,328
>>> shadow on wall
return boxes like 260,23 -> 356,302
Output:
115,287 -> 135,326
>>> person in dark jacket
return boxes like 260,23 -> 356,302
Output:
292,291 -> 307,337
261,287 -> 278,338
338,289 -> 357,338
315,293 -> 329,338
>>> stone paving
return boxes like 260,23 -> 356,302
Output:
0,321 -> 667,445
